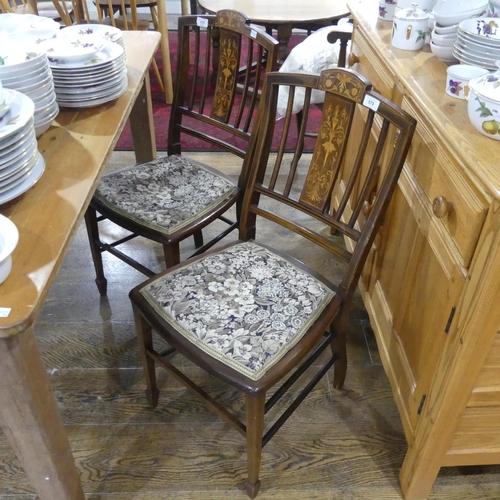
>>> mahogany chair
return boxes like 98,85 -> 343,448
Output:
129,68 -> 416,497
85,10 -> 279,295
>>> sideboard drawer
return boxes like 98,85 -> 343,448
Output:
401,97 -> 488,268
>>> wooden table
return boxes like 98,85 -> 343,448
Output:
0,30 -> 159,500
197,0 -> 350,62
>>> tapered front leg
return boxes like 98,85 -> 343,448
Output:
245,393 -> 266,498
84,206 -> 108,296
133,306 -> 159,408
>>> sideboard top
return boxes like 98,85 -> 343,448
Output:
348,0 -> 500,200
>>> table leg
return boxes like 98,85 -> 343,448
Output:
0,327 -> 85,500
129,75 -> 157,165
276,24 -> 293,64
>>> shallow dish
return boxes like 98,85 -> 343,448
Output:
430,40 -> 458,61
60,24 -> 123,44
39,34 -> 104,64
0,214 -> 19,284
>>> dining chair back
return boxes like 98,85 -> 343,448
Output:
129,67 -> 416,497
85,10 -> 279,295
0,0 -> 36,14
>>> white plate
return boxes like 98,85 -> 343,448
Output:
0,144 -> 38,182
60,24 -> 123,44
47,41 -> 124,70
0,46 -> 46,72
57,77 -> 128,108
0,127 -> 35,161
0,14 -> 60,34
54,69 -> 127,96
0,152 -> 45,205
0,118 -> 34,151
0,91 -> 35,141
459,18 -> 500,42
51,60 -> 126,82
39,34 -> 104,63
0,89 -> 16,119
0,132 -> 36,166
0,154 -> 38,194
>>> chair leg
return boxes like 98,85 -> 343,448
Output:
84,206 -> 108,296
163,242 -> 180,268
245,393 -> 265,499
132,306 -> 159,408
331,324 -> 347,389
193,230 -> 204,248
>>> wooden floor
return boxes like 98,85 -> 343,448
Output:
2,152 -> 500,500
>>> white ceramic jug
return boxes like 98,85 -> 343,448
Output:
391,4 -> 430,50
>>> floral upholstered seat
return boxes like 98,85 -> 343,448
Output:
139,241 -> 336,380
95,155 -> 237,235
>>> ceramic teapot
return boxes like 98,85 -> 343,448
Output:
391,3 -> 430,51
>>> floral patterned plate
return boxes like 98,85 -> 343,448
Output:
0,13 -> 59,34
38,34 -> 104,63
0,91 -> 35,142
60,24 -> 123,45
47,41 -> 123,70
459,17 -> 500,43
0,45 -> 45,72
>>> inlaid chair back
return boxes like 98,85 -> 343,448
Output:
129,67 -> 416,498
168,11 -> 279,165
85,10 -> 278,296
242,68 -> 416,310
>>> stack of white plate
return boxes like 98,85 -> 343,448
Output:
453,17 -> 500,70
0,46 -> 59,138
59,24 -> 125,51
39,35 -> 127,108
0,90 -> 45,205
0,13 -> 60,43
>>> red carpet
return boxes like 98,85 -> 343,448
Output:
116,32 -> 320,152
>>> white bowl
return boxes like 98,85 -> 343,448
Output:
432,31 -> 456,45
434,21 -> 459,33
432,1 -> 487,26
430,40 -> 458,60
446,64 -> 490,98
0,215 -> 19,285
433,0 -> 488,15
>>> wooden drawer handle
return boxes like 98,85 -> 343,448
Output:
348,53 -> 360,67
361,200 -> 372,216
432,196 -> 453,218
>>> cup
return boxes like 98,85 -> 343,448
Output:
446,65 -> 490,100
379,1 -> 397,20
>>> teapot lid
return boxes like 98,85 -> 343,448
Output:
394,3 -> 430,20
469,62 -> 500,102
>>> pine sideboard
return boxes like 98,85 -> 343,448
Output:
345,1 -> 500,498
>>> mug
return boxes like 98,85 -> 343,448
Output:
446,65 -> 490,100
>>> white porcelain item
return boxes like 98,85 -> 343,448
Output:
446,64 -> 490,99
379,1 -> 398,20
397,0 -> 436,12
431,30 -> 456,45
430,39 -> 458,60
467,64 -> 500,139
0,214 -> 19,285
434,22 -> 459,34
392,5 -> 430,50
432,0 -> 488,27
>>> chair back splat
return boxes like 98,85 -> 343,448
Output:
129,66 -> 416,498
85,10 -> 278,296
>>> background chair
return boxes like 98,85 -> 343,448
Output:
51,0 -> 174,102
85,10 -> 279,295
129,67 -> 416,497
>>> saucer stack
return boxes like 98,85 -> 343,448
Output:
40,35 -> 128,109
0,89 -> 45,205
453,17 -> 500,70
0,47 -> 59,138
